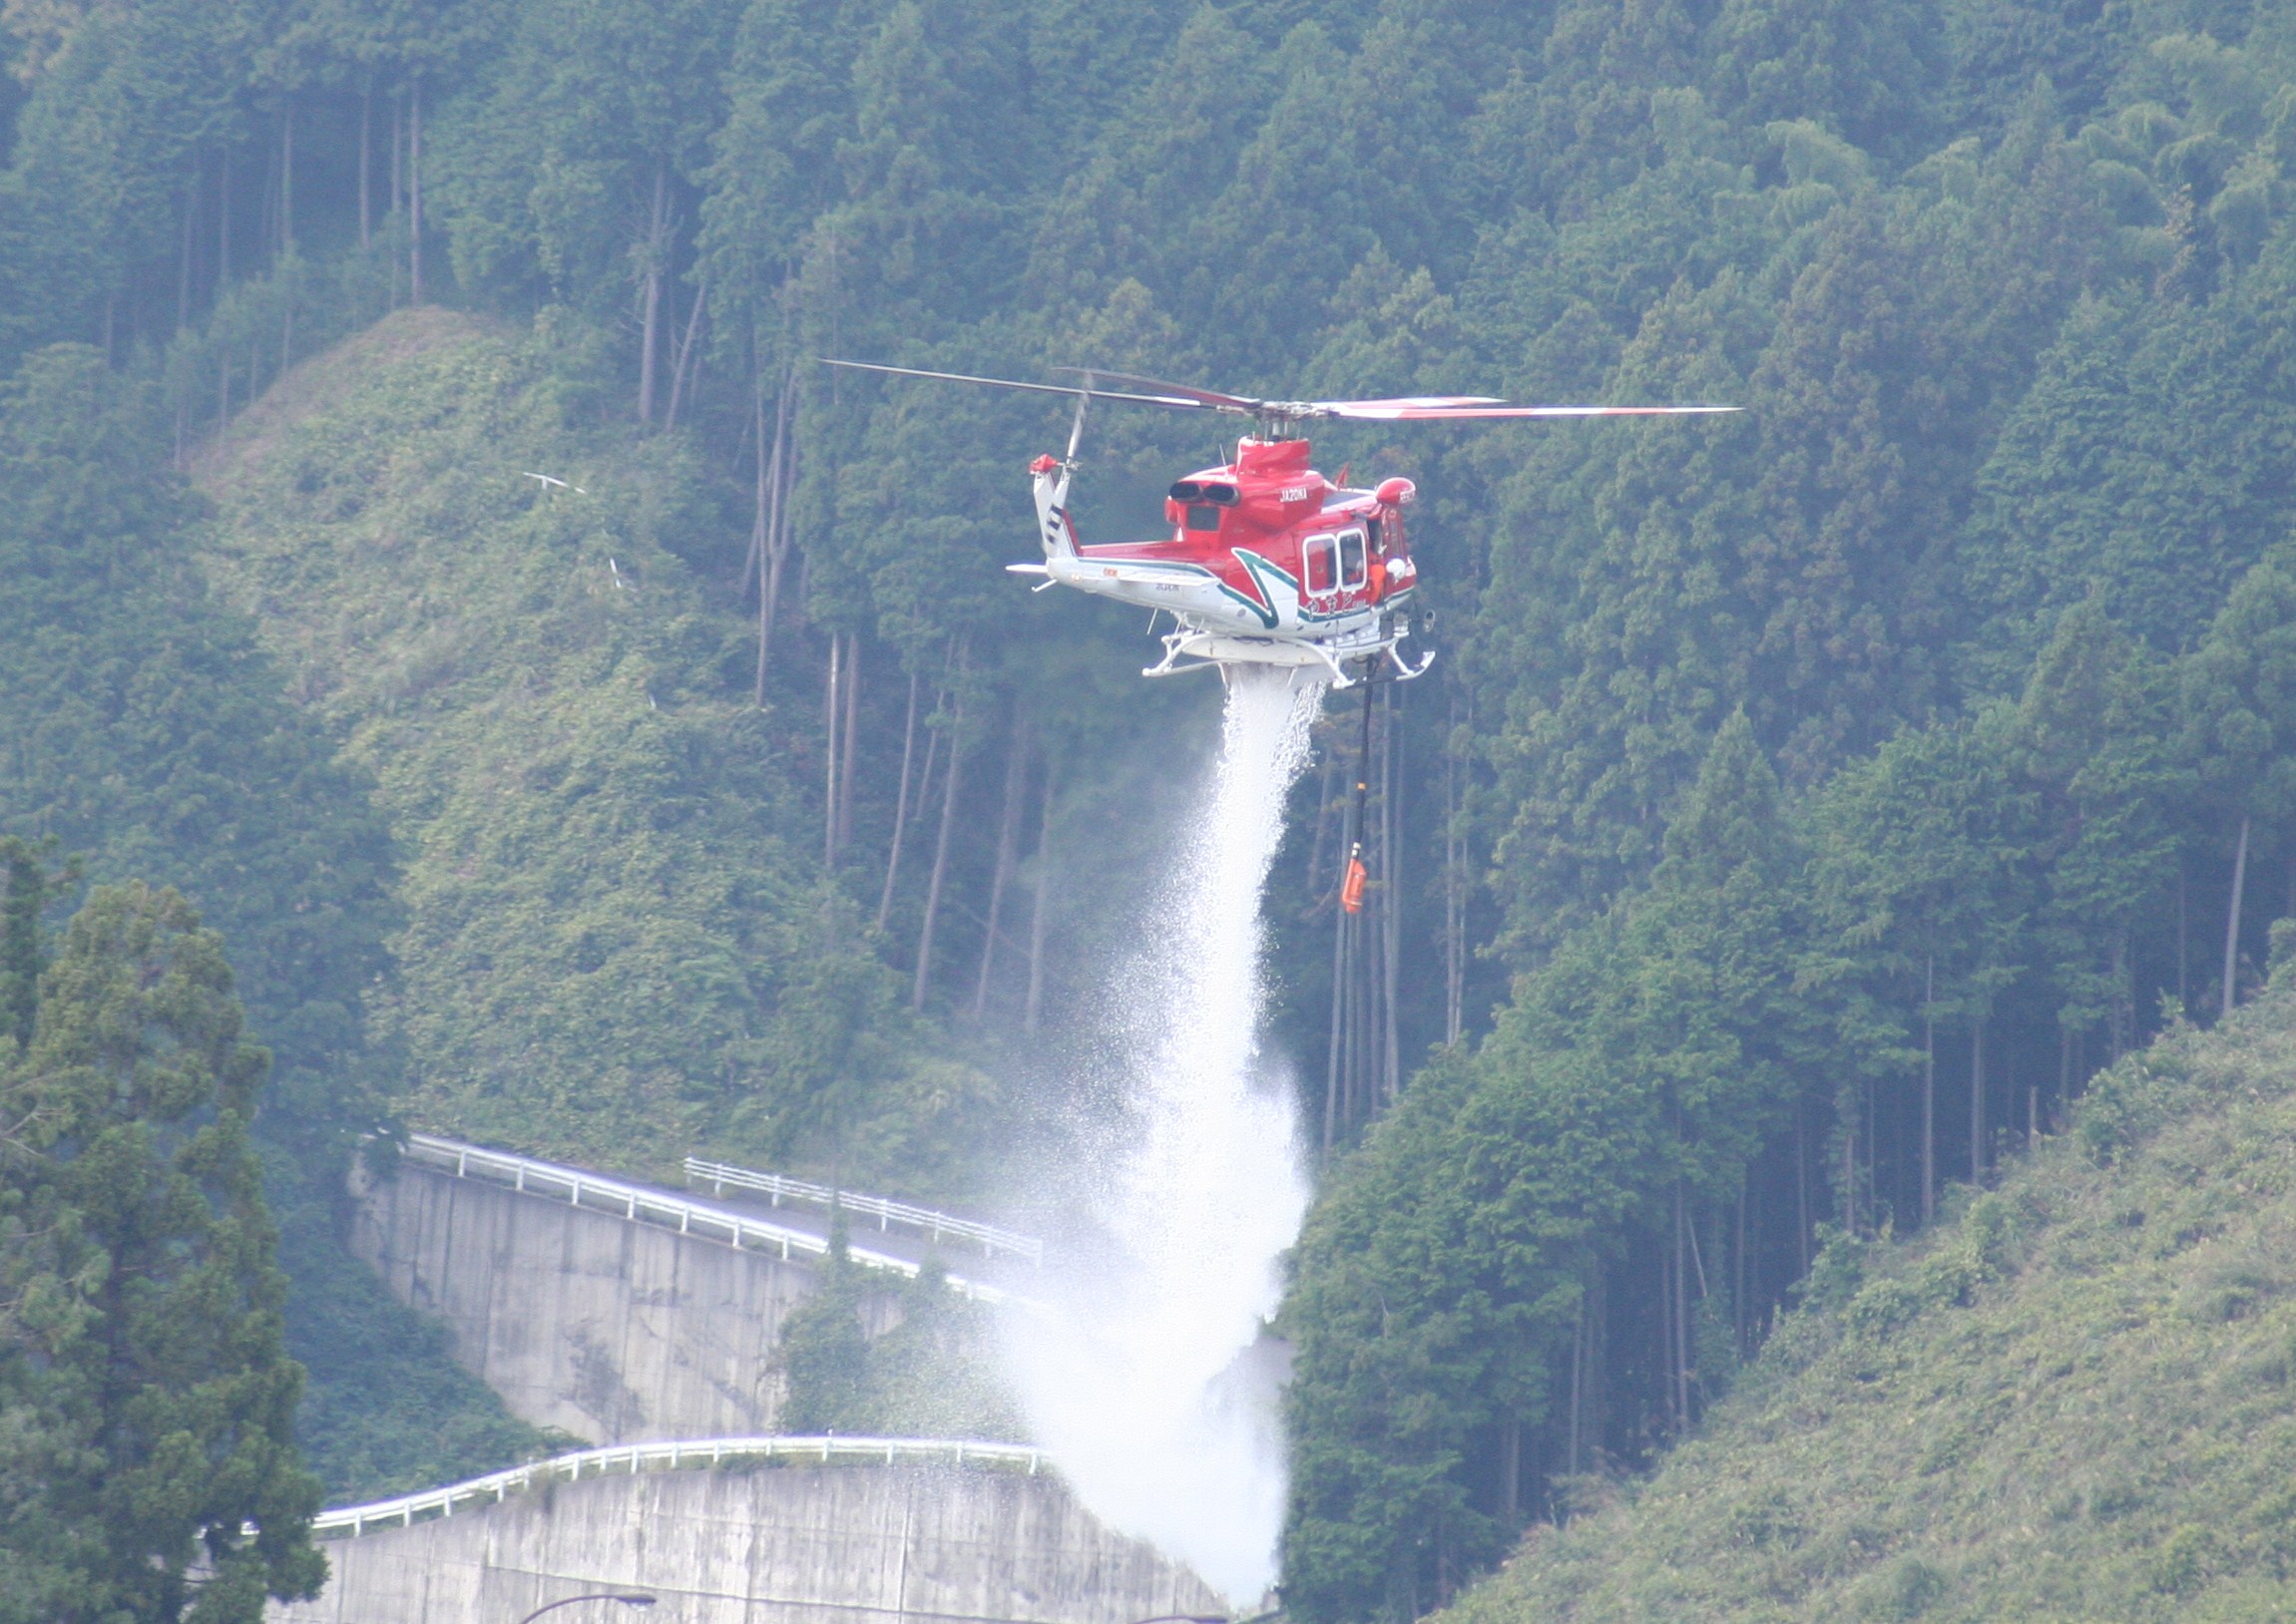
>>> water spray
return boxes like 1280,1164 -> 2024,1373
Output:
1003,666 -> 1325,1604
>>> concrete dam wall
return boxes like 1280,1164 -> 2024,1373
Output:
348,1148 -> 903,1442
325,1146 -> 1233,1619
271,1451 -> 1227,1624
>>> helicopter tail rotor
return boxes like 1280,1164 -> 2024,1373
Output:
1064,384 -> 1091,463
1021,379 -> 1093,567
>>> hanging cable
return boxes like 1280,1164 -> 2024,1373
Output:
1341,664 -> 1375,915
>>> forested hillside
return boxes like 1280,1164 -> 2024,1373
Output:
1434,962 -> 2296,1622
0,331 -> 554,1507
197,308 -> 1006,1186
3,0 -> 2296,1615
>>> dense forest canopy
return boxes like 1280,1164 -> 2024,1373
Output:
3,0 -> 2296,1616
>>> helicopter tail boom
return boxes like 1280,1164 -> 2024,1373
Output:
1028,452 -> 1080,563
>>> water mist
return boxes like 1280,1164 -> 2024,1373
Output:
1004,666 -> 1325,1605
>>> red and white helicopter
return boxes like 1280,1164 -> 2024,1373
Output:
825,360 -> 1734,688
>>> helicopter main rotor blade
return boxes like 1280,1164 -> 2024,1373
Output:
1046,366 -> 1265,415
820,359 -> 1210,413
825,359 -> 1743,426
1315,395 -> 1509,410
1320,400 -> 1742,420
1045,371 -> 1742,423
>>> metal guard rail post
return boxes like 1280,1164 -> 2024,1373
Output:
682,1154 -> 1044,1266
395,1134 -> 1009,1304
265,1437 -> 1045,1541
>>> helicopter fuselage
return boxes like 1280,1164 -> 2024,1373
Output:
1016,435 -> 1423,684
824,353 -> 1729,682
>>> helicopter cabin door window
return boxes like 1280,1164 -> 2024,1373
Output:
1338,529 -> 1368,591
1303,535 -> 1338,595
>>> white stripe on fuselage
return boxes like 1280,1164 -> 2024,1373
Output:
1044,550 -> 1383,638
1029,464 -> 1390,640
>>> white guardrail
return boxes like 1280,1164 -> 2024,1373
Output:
685,1154 -> 1044,1266
395,1134 -> 1014,1304
299,1436 -> 1044,1539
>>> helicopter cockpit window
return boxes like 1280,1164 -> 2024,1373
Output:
1338,529 -> 1368,589
1185,504 -> 1222,532
1303,535 -> 1337,594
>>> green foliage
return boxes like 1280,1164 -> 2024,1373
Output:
2184,548 -> 2296,827
0,332 -> 560,1507
1430,985 -> 2296,1624
0,838 -> 75,1053
1278,20 -> 2296,1559
436,0 -> 738,314
1803,713 -> 2035,1074
200,312 -> 999,1186
0,345 -> 397,1139
1281,1052 -> 1523,1623
0,883 -> 324,1624
2006,600 -> 2188,1037
1284,713 -> 1816,1619
19,0 -> 2296,1617
864,1258 -> 1025,1439
775,1218 -> 1020,1439
776,1216 -> 876,1433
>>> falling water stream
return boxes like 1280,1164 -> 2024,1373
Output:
1003,666 -> 1325,1605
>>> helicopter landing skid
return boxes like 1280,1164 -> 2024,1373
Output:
1143,624 -> 1434,688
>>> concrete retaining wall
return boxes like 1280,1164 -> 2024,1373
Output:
349,1158 -> 896,1442
270,1461 -> 1227,1624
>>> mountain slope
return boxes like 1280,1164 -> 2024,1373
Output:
1440,960 -> 2296,1623
196,310 -> 997,1189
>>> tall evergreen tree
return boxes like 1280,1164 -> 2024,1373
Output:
0,883 -> 324,1624
0,838 -> 73,1054
2179,550 -> 2296,1011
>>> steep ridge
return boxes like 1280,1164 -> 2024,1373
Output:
1440,957 -> 2296,1623
194,310 -> 997,1187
